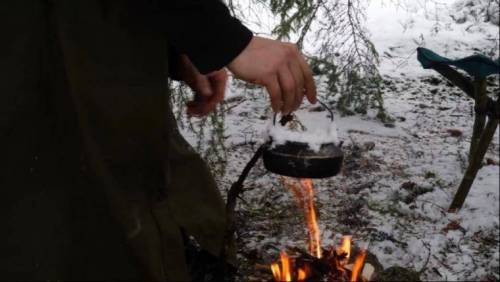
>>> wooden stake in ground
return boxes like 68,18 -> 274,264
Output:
449,98 -> 499,212
469,78 -> 487,159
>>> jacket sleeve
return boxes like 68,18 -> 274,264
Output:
140,0 -> 253,77
167,46 -> 183,81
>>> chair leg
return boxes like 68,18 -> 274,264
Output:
449,116 -> 499,212
469,78 -> 487,158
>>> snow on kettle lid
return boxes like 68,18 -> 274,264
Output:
264,108 -> 339,152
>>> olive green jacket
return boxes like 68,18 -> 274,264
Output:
0,1 -> 229,280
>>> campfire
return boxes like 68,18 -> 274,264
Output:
224,113 -> 379,281
270,178 -> 373,282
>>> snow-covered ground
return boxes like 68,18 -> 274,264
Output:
179,0 -> 499,280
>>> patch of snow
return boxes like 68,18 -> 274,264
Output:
367,0 -> 499,78
457,165 -> 500,232
265,109 -> 339,151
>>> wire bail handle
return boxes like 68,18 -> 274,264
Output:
272,100 -> 334,126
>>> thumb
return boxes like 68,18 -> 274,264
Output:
195,76 -> 213,97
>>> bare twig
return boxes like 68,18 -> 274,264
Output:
224,144 -> 267,245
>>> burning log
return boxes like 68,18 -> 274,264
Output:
269,244 -> 375,282
269,178 -> 377,281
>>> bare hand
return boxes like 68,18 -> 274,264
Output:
179,55 -> 227,117
227,36 -> 317,114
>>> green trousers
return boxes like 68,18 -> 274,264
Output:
0,1 -> 229,280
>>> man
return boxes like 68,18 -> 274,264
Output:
0,1 -> 316,280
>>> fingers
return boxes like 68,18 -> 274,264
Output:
277,66 -> 296,114
187,98 -> 215,117
195,75 -> 213,97
225,36 -> 316,112
209,69 -> 227,104
296,51 -> 317,104
289,60 -> 305,110
265,75 -> 283,113
186,100 -> 203,116
266,44 -> 316,114
187,69 -> 227,117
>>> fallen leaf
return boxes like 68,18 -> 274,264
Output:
441,220 -> 464,234
486,158 -> 499,166
446,128 -> 463,137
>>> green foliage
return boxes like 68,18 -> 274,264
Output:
169,82 -> 228,179
268,0 -> 315,42
260,0 -> 387,119
424,171 -> 437,179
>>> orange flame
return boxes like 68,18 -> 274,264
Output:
271,251 -> 293,282
271,251 -> 311,282
350,249 -> 367,282
301,178 -> 322,259
297,268 -> 306,281
282,177 -> 322,258
272,178 -> 369,281
281,251 -> 292,282
338,235 -> 352,260
271,263 -> 281,281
